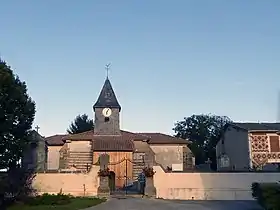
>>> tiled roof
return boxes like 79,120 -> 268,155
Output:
138,133 -> 190,144
60,130 -> 147,141
62,130 -> 94,140
229,123 -> 280,131
93,78 -> 121,110
45,134 -> 67,146
93,135 -> 134,151
46,130 -> 190,146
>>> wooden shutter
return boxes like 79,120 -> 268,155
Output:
269,136 -> 280,152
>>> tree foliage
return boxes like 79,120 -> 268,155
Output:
67,114 -> 93,134
173,114 -> 231,169
0,59 -> 36,170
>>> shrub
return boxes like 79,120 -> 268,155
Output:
0,168 -> 36,209
252,182 -> 280,210
98,168 -> 110,177
26,192 -> 72,206
143,167 -> 155,177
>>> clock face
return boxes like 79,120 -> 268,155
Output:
102,108 -> 112,117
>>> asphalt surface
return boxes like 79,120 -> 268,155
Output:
84,197 -> 262,210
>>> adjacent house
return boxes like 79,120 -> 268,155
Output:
216,122 -> 280,171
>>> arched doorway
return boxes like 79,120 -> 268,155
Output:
108,171 -> 116,191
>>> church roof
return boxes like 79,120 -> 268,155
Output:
138,133 -> 190,144
45,134 -> 67,146
93,136 -> 134,151
46,130 -> 190,146
93,78 -> 121,110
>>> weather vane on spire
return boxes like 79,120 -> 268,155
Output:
105,63 -> 111,78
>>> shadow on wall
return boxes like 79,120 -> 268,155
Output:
32,165 -> 100,196
153,166 -> 280,200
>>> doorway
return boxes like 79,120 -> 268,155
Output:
109,171 -> 116,191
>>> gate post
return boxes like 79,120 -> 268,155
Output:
143,166 -> 156,198
97,154 -> 110,197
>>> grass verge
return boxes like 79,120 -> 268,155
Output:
7,197 -> 106,210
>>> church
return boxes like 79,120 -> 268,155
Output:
45,76 -> 193,188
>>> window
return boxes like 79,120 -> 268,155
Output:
269,136 -> 280,152
104,117 -> 109,122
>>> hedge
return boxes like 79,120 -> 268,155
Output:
252,182 -> 280,210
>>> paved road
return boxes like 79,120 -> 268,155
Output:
85,197 -> 262,210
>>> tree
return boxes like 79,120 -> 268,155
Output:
67,114 -> 93,134
0,59 -> 36,170
0,59 -> 36,209
173,114 -> 231,170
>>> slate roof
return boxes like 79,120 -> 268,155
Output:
93,78 -> 121,110
229,122 -> 280,131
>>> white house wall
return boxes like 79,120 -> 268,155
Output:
217,127 -> 250,171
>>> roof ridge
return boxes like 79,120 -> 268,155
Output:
45,134 -> 67,139
229,122 -> 280,131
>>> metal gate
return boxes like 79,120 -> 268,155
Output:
108,157 -> 145,195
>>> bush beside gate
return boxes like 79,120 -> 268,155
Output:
251,182 -> 280,210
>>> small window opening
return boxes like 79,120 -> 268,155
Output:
104,117 -> 110,122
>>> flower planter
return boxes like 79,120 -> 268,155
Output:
143,167 -> 156,177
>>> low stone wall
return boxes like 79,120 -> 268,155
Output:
33,165 -> 99,196
153,166 -> 280,200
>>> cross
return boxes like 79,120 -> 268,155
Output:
205,158 -> 212,164
105,63 -> 111,78
35,125 -> 40,133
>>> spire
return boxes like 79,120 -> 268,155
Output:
93,78 -> 121,110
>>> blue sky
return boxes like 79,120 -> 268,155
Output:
1,1 -> 280,136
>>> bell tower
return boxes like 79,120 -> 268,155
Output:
93,77 -> 121,135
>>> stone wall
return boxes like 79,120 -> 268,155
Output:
36,138 -> 47,171
33,166 -> 99,196
94,108 -> 120,135
22,131 -> 47,171
153,165 -> 280,200
150,145 -> 185,169
68,141 -> 92,152
47,146 -> 62,170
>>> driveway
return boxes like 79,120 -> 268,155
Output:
85,197 -> 262,210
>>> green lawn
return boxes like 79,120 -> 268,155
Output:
8,197 -> 106,210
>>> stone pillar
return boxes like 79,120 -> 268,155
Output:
98,176 -> 110,197
97,154 -> 110,197
59,144 -> 69,169
145,177 -> 156,197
